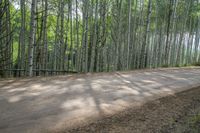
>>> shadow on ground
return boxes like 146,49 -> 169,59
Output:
0,68 -> 200,133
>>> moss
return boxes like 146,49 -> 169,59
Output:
191,113 -> 200,124
185,113 -> 200,133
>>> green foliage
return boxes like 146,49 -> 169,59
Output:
190,2 -> 200,17
162,64 -> 169,68
1,0 -> 200,77
193,62 -> 200,66
12,42 -> 19,63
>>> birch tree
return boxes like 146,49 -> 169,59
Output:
28,0 -> 37,76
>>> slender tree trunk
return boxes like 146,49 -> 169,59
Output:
127,0 -> 132,69
42,0 -> 48,75
60,0 -> 65,71
28,0 -> 37,76
53,2 -> 61,74
81,0 -> 89,72
18,0 -> 26,76
164,0 -> 173,66
89,0 -> 99,72
75,0 -> 79,71
140,0 -> 152,68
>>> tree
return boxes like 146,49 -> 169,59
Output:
140,0 -> 152,68
1,0 -> 200,77
28,0 -> 37,76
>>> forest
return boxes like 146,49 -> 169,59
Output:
0,0 -> 200,77
1,0 -> 200,132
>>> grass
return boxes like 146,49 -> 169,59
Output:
187,113 -> 200,133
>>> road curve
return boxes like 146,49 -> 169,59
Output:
0,67 -> 200,133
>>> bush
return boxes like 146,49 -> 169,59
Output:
193,62 -> 200,66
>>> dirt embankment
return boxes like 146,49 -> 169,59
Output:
63,87 -> 200,133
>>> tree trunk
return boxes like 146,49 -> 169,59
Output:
28,0 -> 37,76
140,0 -> 152,68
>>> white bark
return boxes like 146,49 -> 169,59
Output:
28,0 -> 37,76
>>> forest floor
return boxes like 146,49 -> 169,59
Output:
66,87 -> 200,133
0,67 -> 200,133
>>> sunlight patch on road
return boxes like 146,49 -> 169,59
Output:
8,96 -> 21,103
61,97 -> 96,110
1,86 -> 12,90
121,86 -> 140,95
32,84 -> 43,90
142,80 -> 156,83
143,92 -> 153,96
91,83 -> 102,90
8,87 -> 27,92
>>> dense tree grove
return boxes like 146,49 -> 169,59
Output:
0,0 -> 200,77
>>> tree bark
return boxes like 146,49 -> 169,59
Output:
28,0 -> 37,76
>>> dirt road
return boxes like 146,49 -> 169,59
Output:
0,67 -> 200,133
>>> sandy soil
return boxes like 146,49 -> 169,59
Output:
65,87 -> 200,133
0,67 -> 200,133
